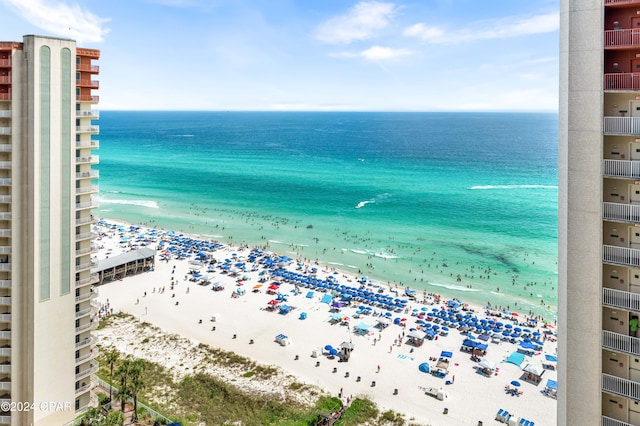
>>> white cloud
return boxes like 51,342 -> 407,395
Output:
360,45 -> 411,61
404,12 -> 558,45
315,1 -> 398,44
2,0 -> 109,43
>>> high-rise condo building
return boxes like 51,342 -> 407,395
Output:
560,1 -> 640,425
0,35 -> 100,425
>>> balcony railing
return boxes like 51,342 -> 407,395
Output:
602,416 -> 635,426
75,290 -> 98,303
0,111 -> 9,118
75,273 -> 99,288
76,336 -> 96,349
75,347 -> 99,365
602,288 -> 640,312
75,380 -> 95,395
75,155 -> 99,164
75,307 -> 93,319
76,64 -> 99,73
76,79 -> 99,89
0,145 -> 11,152
604,245 -> 640,267
76,170 -> 99,179
0,95 -> 10,101
75,362 -> 98,380
604,73 -> 640,90
603,373 -> 640,400
0,129 -> 9,136
0,163 -> 10,169
603,158 -> 640,179
76,201 -> 98,210
76,95 -> 99,102
75,231 -> 98,241
75,259 -> 98,272
76,185 -> 99,195
603,330 -> 640,356
605,0 -> 640,5
604,117 -> 640,135
76,126 -> 99,133
76,215 -> 97,226
76,140 -> 99,149
605,29 -> 640,48
75,321 -> 97,334
604,202 -> 640,223
76,110 -> 99,118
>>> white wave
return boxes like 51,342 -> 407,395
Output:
346,265 -> 358,269
327,262 -> 344,266
467,184 -> 557,190
268,240 -> 284,244
97,197 -> 159,209
374,252 -> 399,259
428,281 -> 480,292
350,249 -> 368,255
355,200 -> 374,209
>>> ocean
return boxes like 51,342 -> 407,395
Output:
96,111 -> 558,320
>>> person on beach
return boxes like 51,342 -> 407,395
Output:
631,316 -> 639,337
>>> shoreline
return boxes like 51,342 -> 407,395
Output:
97,211 -> 558,322
92,218 -> 557,425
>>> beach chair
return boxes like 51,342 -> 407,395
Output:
495,409 -> 505,422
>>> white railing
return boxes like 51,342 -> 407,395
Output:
0,264 -> 10,272
0,146 -> 11,153
0,129 -> 10,136
75,140 -> 99,149
74,380 -> 95,395
75,260 -> 98,272
75,110 -> 99,118
75,125 -> 99,133
76,170 -> 99,179
602,415 -> 634,426
0,298 -> 10,306
75,201 -> 98,210
603,330 -> 640,356
75,231 -> 97,241
75,290 -> 97,303
75,185 -> 98,195
0,281 -> 10,289
0,315 -> 11,323
604,117 -> 640,135
75,347 -> 98,364
603,245 -> 640,267
604,28 -> 640,47
75,362 -> 98,380
0,179 -> 11,186
603,288 -> 640,311
0,163 -> 10,169
604,159 -> 640,179
603,373 -> 640,400
75,273 -> 99,288
75,155 -> 99,164
0,111 -> 10,118
75,215 -> 96,226
75,321 -> 96,334
75,307 -> 92,319
75,336 -> 96,349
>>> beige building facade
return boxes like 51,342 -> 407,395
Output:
0,35 -> 99,425
560,1 -> 640,425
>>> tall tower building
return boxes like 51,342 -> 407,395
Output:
0,35 -> 99,425
560,1 -> 640,425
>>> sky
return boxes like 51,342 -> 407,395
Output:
0,0 -> 559,111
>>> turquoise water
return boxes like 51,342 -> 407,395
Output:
96,111 -> 558,320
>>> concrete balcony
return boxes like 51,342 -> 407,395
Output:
76,273 -> 99,288
75,321 -> 97,334
0,196 -> 11,204
75,231 -> 98,242
0,146 -> 11,153
0,382 -> 10,391
0,364 -> 10,374
76,170 -> 99,179
75,380 -> 95,395
75,125 -> 99,133
76,109 -> 99,118
76,79 -> 99,89
75,362 -> 98,381
0,111 -> 10,118
603,330 -> 640,357
75,259 -> 98,272
76,140 -> 99,149
0,298 -> 10,307
0,415 -> 10,425
0,348 -> 10,357
0,264 -> 10,272
76,94 -> 99,102
603,373 -> 640,400
75,347 -> 98,365
0,281 -> 10,289
76,216 -> 97,227
0,214 -> 10,221
75,290 -> 98,303
75,200 -> 98,210
75,244 -> 99,257
0,129 -> 9,136
76,185 -> 99,195
0,314 -> 11,323
0,163 -> 10,170
76,335 -> 96,349
604,117 -> 640,135
75,155 -> 99,165
0,332 -> 10,341
0,179 -> 11,187
75,306 -> 93,319
604,244 -> 640,267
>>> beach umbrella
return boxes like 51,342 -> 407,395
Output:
418,363 -> 430,373
505,324 -> 513,329
510,380 -> 521,387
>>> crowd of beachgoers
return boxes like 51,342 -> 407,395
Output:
93,219 -> 557,425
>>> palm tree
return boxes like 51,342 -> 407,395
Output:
114,357 -> 132,413
128,359 -> 145,422
105,350 -> 119,404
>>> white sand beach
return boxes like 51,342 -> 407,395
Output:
93,220 -> 557,426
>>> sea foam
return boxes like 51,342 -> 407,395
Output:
97,197 -> 159,209
467,184 -> 557,190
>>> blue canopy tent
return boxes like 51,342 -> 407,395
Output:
320,294 -> 333,304
418,362 -> 430,373
503,351 -> 525,368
